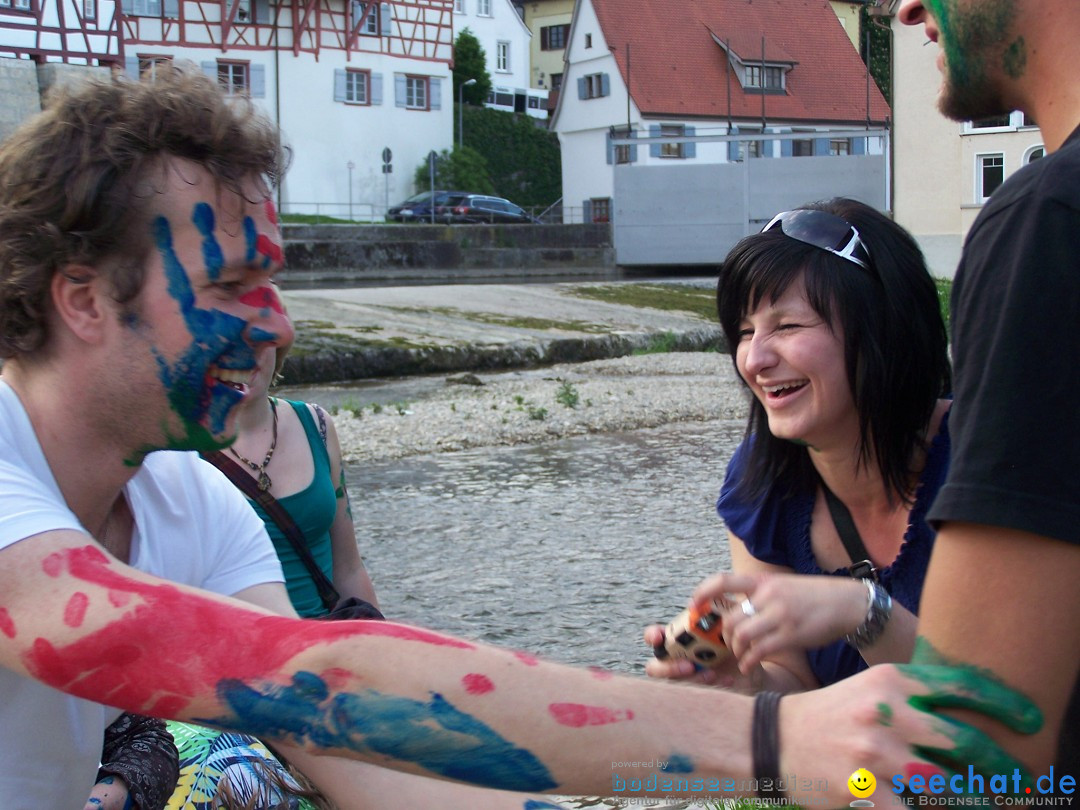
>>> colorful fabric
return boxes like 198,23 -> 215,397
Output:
165,722 -> 317,810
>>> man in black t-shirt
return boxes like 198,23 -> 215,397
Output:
898,0 -> 1079,773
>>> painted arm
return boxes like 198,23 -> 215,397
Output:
321,407 -> 378,607
913,523 -> 1080,771
0,529 -> 1041,806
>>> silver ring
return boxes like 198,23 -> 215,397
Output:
740,598 -> 756,617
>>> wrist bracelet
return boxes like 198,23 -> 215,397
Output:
844,579 -> 893,651
752,691 -> 785,803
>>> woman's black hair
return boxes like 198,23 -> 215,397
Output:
716,197 -> 951,504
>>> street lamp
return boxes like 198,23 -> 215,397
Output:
458,78 -> 477,148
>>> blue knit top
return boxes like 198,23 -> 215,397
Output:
716,412 -> 950,687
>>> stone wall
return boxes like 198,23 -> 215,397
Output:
0,60 -> 110,142
281,222 -> 615,284
0,60 -> 42,142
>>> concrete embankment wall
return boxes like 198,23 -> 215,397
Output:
282,222 -> 615,285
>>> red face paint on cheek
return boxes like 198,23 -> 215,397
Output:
255,234 -> 283,266
905,762 -> 946,781
238,285 -> 285,314
0,608 -> 16,639
462,673 -> 495,695
24,546 -> 476,715
548,703 -> 635,727
64,593 -> 89,627
109,591 -> 131,608
587,666 -> 614,680
264,199 -> 279,226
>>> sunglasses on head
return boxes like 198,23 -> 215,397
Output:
761,209 -> 872,271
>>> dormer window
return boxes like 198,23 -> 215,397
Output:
745,64 -> 783,90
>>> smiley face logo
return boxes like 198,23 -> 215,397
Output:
848,768 -> 877,799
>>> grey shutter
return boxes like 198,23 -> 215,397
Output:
814,137 -> 830,156
334,69 -> 347,102
250,64 -> 266,98
762,130 -> 773,158
201,61 -> 218,80
120,0 -> 134,13
371,72 -> 383,105
684,125 -> 695,158
380,1 -> 391,35
254,0 -> 270,24
649,124 -> 661,158
781,136 -> 793,157
582,199 -> 593,223
606,131 -> 613,165
163,0 -> 178,18
628,130 -> 637,163
429,77 -> 441,110
124,55 -> 140,79
395,74 -> 406,107
852,137 -> 866,155
600,72 -> 610,97
540,26 -> 548,50
728,126 -> 740,161
577,77 -> 586,99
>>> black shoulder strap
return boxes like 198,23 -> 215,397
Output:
202,450 -> 340,611
820,482 -> 878,581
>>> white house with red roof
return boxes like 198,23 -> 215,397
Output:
551,0 -> 892,261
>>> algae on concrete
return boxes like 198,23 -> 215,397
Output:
567,283 -> 718,322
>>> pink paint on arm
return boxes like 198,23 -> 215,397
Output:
513,651 -> 539,667
24,546 -> 475,715
587,666 -> 614,680
462,673 -> 495,695
0,608 -> 15,639
548,703 -> 635,728
63,593 -> 89,628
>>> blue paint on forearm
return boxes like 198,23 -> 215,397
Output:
206,671 -> 558,792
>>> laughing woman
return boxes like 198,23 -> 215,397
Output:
648,198 -> 951,693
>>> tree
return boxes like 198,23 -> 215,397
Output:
413,146 -> 495,194
453,28 -> 491,105
461,106 -> 561,208
860,8 -> 892,106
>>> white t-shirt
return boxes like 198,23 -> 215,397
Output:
0,381 -> 284,809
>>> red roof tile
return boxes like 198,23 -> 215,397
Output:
592,0 -> 890,124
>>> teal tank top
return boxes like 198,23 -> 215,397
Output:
248,399 -> 338,618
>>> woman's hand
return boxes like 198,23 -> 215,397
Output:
642,622 -> 762,690
694,571 -> 868,674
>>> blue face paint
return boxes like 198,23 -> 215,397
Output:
243,215 -> 258,265
204,672 -> 558,792
193,202 -> 224,281
140,209 -> 277,457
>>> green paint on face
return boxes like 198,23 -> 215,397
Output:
924,0 -> 1022,121
877,702 -> 893,727
898,637 -> 1042,788
1002,37 -> 1026,79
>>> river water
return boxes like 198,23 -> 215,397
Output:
346,417 -> 746,676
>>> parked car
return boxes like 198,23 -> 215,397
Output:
445,194 -> 538,224
386,190 -> 466,223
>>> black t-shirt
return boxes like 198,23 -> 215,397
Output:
927,124 -> 1080,771
928,126 -> 1080,542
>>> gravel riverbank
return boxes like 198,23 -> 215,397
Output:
326,352 -> 750,465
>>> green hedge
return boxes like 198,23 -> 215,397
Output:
459,105 -> 561,209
